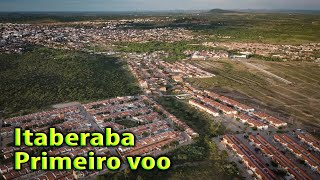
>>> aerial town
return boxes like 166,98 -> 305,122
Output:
2,45 -> 319,179
0,4 -> 320,180
125,50 -> 320,179
0,20 -> 194,54
1,21 -> 320,62
203,42 -> 320,61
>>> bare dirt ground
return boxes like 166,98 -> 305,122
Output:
188,59 -> 320,132
52,101 -> 81,109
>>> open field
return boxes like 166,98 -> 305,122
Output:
187,59 -> 320,130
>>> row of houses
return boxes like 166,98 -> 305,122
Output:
218,96 -> 254,112
0,145 -> 100,180
119,120 -> 170,138
189,93 -> 269,129
252,111 -> 287,128
2,165 -> 78,180
127,54 -> 215,95
0,97 -> 151,180
98,122 -> 125,131
189,100 -> 219,117
249,135 -> 312,180
205,90 -> 287,128
1,106 -> 86,138
169,62 -> 215,78
95,107 -> 151,123
84,96 -> 161,128
132,112 -> 163,124
31,171 -> 76,180
1,146 -> 36,161
146,96 -> 198,139
89,100 -> 145,116
128,57 -> 172,95
198,96 -> 238,115
234,114 -> 268,130
204,90 -> 254,112
274,134 -> 320,173
199,90 -> 287,129
82,95 -> 197,158
3,106 -> 80,126
84,96 -> 135,109
169,54 -> 214,77
118,131 -> 183,157
297,133 -> 320,153
222,135 -> 277,180
186,50 -> 229,60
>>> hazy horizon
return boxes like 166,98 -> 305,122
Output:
0,0 -> 319,12
1,9 -> 320,13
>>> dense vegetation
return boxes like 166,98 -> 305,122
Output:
156,97 -> 226,137
250,54 -> 284,62
97,97 -> 238,180
0,48 -> 140,117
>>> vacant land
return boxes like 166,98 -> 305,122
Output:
187,59 -> 320,130
0,48 -> 140,118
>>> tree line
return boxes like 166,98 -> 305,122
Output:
0,48 -> 140,118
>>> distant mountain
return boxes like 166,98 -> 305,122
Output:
207,9 -> 239,14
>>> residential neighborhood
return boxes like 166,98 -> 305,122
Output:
0,21 -> 194,53
122,50 -> 320,180
0,5 -> 320,180
0,95 -> 197,180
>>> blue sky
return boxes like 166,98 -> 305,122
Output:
0,0 -> 319,11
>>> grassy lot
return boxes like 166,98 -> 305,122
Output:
188,59 -> 320,130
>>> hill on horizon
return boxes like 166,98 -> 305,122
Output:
207,8 -> 239,14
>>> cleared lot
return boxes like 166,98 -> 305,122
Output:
187,59 -> 320,130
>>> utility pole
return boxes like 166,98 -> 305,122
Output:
0,115 -> 3,147
93,44 -> 96,60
